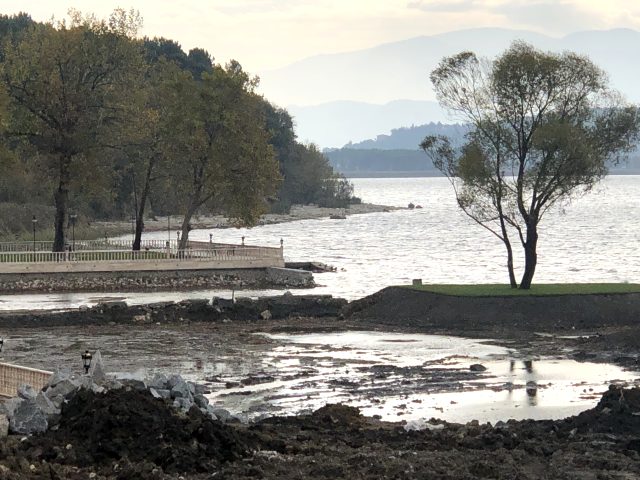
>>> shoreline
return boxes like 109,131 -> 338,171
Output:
94,202 -> 398,235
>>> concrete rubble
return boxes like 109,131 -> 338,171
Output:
0,350 -> 233,436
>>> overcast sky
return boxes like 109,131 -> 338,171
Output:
2,0 -> 639,74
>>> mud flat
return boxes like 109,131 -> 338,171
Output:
0,288 -> 639,478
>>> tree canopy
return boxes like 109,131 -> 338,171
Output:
0,10 -> 355,247
422,42 -> 640,288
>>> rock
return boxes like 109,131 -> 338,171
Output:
210,407 -> 232,422
0,398 -> 21,419
170,379 -> 192,400
155,389 -> 171,399
469,364 -> 487,372
148,373 -> 169,390
149,388 -> 162,399
10,399 -> 48,435
167,374 -> 185,389
260,309 -> 272,320
0,414 -> 8,438
173,397 -> 192,412
35,392 -> 59,416
88,350 -> 106,384
193,383 -> 209,395
194,394 -> 209,408
45,368 -> 73,389
45,378 -> 80,400
17,385 -> 37,401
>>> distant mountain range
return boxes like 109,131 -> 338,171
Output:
258,28 -> 640,147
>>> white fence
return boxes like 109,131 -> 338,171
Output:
0,362 -> 52,398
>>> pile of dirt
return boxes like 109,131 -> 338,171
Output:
1,387 -> 640,479
20,389 -> 251,477
344,286 -> 640,334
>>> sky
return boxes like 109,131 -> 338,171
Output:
2,0 -> 640,74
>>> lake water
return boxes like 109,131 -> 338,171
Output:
206,331 -> 638,424
1,175 -> 638,310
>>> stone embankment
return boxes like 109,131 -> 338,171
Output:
0,266 -> 314,294
0,293 -> 348,328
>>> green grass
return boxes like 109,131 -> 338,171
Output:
405,283 -> 640,297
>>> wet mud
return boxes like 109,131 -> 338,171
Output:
0,288 -> 639,478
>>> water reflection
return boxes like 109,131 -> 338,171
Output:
202,332 -> 639,424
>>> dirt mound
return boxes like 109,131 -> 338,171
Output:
344,286 -> 640,333
24,389 -> 250,475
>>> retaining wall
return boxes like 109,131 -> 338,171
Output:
0,267 -> 314,294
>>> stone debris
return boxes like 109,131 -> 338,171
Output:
0,350 -> 228,436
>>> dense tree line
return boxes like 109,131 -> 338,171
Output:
0,11 -> 354,250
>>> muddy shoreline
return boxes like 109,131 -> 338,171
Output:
1,288 -> 640,478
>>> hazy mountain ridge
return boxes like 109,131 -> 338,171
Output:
341,122 -> 469,150
260,27 -> 640,148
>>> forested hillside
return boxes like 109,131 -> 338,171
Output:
326,121 -> 640,176
0,11 -> 354,248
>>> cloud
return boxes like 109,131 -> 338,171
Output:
496,1 -> 602,33
407,0 -> 482,13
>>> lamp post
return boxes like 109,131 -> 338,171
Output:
69,214 -> 77,251
81,350 -> 92,374
31,216 -> 37,253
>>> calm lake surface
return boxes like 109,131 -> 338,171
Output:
1,175 -> 638,310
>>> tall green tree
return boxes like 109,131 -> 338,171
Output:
164,61 -> 280,250
422,42 -> 640,289
1,9 -> 146,251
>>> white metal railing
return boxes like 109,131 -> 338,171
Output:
0,246 -> 283,264
0,363 -> 52,398
0,239 -> 282,254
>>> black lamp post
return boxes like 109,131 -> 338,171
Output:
81,350 -> 92,374
31,216 -> 37,253
69,214 -> 77,251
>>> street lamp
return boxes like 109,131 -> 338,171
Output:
31,216 -> 37,253
81,350 -> 92,374
69,214 -> 78,251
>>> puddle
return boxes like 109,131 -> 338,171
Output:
205,331 -> 639,423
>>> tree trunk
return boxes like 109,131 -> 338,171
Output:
519,223 -> 538,289
53,156 -> 71,252
132,158 -> 155,251
505,238 -> 517,288
178,197 -> 200,252
498,214 -> 518,289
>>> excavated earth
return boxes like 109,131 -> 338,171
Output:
0,286 -> 639,478
0,386 -> 639,479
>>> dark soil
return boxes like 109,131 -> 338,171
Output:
0,386 -> 639,479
